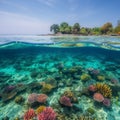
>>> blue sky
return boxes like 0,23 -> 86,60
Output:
0,0 -> 120,34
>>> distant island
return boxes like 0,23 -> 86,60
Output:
50,21 -> 120,36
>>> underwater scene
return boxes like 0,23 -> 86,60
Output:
0,35 -> 120,120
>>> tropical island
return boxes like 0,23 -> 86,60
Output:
50,21 -> 120,36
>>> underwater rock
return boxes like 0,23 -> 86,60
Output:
14,96 -> 24,104
3,85 -> 16,93
54,74 -> 62,80
30,71 -> 39,78
72,104 -> 83,112
28,82 -> 42,91
110,84 -> 120,96
46,77 -> 57,87
80,73 -> 91,81
56,113 -> 66,120
97,75 -> 105,81
110,78 -> 119,84
88,68 -> 100,76
55,62 -> 64,70
66,79 -> 73,86
58,82 -> 64,87
107,113 -> 116,120
2,91 -> 17,102
79,114 -> 95,120
0,72 -> 11,82
86,107 -> 95,115
2,116 -> 9,120
105,66 -> 117,71
13,117 -> 20,120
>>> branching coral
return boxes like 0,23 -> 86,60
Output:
95,83 -> 112,98
23,109 -> 36,120
36,106 -> 46,114
37,107 -> 56,120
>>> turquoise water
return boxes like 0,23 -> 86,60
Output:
0,35 -> 120,120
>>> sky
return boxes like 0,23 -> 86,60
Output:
0,0 -> 120,34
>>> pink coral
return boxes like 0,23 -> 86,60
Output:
88,85 -> 96,92
24,108 -> 36,120
28,93 -> 38,103
36,94 -> 48,103
103,98 -> 111,107
93,93 -> 104,102
60,96 -> 72,107
37,107 -> 56,120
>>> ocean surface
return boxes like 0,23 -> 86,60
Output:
0,35 -> 120,120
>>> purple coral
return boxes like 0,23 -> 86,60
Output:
60,96 -> 72,107
111,78 -> 118,84
27,93 -> 38,104
103,98 -> 111,107
4,85 -> 16,93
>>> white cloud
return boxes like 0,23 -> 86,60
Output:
0,11 -> 51,34
36,0 -> 56,7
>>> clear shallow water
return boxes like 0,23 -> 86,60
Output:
0,36 -> 120,120
0,35 -> 120,50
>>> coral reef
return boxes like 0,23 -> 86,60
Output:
23,109 -> 36,120
88,85 -> 96,92
95,83 -> 112,98
27,93 -> 38,104
3,85 -> 16,93
93,92 -> 104,102
28,93 -> 48,104
36,106 -> 46,114
80,73 -> 91,81
2,91 -> 17,102
37,107 -> 56,120
102,98 -> 111,107
63,90 -> 77,103
36,94 -> 48,103
59,96 -> 72,107
97,75 -> 105,81
41,82 -> 54,93
14,96 -> 24,104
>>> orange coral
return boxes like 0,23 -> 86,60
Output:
41,82 -> 54,93
36,106 -> 46,114
95,83 -> 112,98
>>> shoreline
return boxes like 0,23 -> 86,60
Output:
37,33 -> 120,37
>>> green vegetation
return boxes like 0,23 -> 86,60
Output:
50,21 -> 120,35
